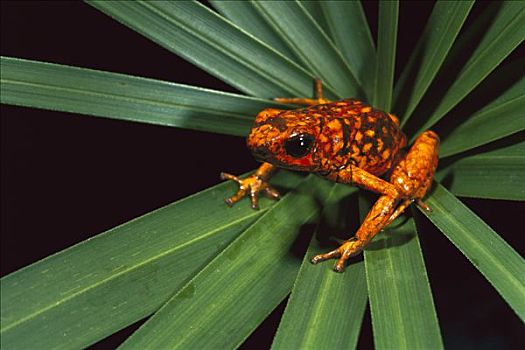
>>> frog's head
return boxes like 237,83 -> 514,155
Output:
247,108 -> 323,172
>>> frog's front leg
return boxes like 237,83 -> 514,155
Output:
311,194 -> 399,271
221,162 -> 280,210
274,79 -> 332,106
312,131 -> 439,272
312,166 -> 402,271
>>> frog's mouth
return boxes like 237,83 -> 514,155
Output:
251,146 -> 276,163
252,146 -> 291,168
251,146 -> 318,172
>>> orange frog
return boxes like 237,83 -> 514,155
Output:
221,80 -> 439,272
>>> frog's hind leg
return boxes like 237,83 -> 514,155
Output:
382,130 -> 439,225
390,131 -> 440,207
312,130 -> 439,272
274,79 -> 332,106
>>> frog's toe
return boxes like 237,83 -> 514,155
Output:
221,172 -> 248,207
311,239 -> 364,272
310,249 -> 341,265
311,250 -> 349,273
333,259 -> 347,273
249,191 -> 260,210
264,185 -> 280,200
220,172 -> 241,184
333,247 -> 359,272
415,198 -> 432,212
224,188 -> 247,207
221,171 -> 278,209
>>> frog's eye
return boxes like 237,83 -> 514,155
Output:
284,133 -> 314,158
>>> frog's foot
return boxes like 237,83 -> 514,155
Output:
220,172 -> 280,210
274,97 -> 331,106
274,79 -> 331,106
311,238 -> 364,273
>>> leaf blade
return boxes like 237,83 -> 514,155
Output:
421,183 -> 525,321
437,141 -> 525,201
272,185 -> 367,350
439,73 -> 525,157
210,0 -> 301,63
0,56 -> 278,136
87,0 -> 317,99
373,1 -> 399,110
361,196 -> 443,350
416,1 -> 525,133
320,0 -> 376,100
395,1 -> 474,126
0,171 -> 303,349
300,1 -> 332,36
118,175 -> 334,349
254,1 -> 362,98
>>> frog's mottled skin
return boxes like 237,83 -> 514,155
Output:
221,81 -> 439,272
247,99 -> 406,177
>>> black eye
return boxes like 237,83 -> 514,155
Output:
284,134 -> 314,158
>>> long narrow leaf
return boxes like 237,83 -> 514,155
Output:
254,1 -> 362,98
438,141 -> 525,201
416,1 -> 525,133
0,171 -> 303,349
421,183 -> 525,321
210,1 -> 301,63
88,0 -> 319,99
300,1 -> 331,36
439,73 -> 525,157
0,56 -> 279,136
272,185 -> 367,350
361,196 -> 443,350
373,1 -> 399,110
395,1 -> 474,126
320,1 -> 376,100
404,1 -> 500,135
118,175 -> 334,349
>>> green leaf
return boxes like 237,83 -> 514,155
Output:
0,56 -> 279,136
320,0 -> 376,100
416,1 -> 525,133
395,1 -> 474,126
300,1 -> 332,36
88,0 -> 318,99
439,72 -> 525,157
373,0 -> 399,111
432,2 -> 500,81
0,171 -> 303,349
405,2 -> 499,132
437,141 -> 525,201
361,196 -> 443,350
118,175 -> 334,349
3,1 -> 524,347
210,1 -> 301,63
421,183 -> 525,321
272,185 -> 367,350
254,1 -> 362,98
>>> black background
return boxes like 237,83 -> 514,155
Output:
1,1 -> 523,349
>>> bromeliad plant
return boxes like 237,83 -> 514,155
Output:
1,1 -> 524,349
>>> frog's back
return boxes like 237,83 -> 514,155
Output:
310,99 -> 406,176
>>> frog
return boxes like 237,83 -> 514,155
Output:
221,80 -> 439,272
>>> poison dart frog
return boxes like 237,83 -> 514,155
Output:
221,80 -> 439,272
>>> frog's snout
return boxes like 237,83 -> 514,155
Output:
251,146 -> 272,162
246,123 -> 281,162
